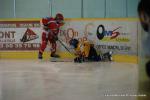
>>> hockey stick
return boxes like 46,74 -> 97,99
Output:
57,39 -> 74,56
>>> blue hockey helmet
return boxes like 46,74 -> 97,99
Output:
69,39 -> 79,48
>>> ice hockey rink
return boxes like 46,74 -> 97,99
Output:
0,59 -> 138,100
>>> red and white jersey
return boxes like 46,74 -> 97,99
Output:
41,17 -> 52,25
41,17 -> 63,36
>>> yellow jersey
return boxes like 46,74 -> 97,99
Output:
75,41 -> 91,57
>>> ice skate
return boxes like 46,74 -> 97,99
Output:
108,51 -> 113,61
38,52 -> 43,59
51,53 -> 60,58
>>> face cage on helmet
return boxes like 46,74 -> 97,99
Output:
56,18 -> 63,23
69,39 -> 78,49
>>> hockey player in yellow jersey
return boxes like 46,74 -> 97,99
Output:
69,38 -> 113,63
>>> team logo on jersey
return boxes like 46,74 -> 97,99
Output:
20,28 -> 39,42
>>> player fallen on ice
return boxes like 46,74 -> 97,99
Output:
69,39 -> 113,63
38,13 -> 64,59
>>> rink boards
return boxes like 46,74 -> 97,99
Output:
0,18 -> 140,63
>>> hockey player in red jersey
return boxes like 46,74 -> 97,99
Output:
38,13 -> 64,59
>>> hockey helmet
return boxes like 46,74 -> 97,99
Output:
69,39 -> 79,48
55,13 -> 64,23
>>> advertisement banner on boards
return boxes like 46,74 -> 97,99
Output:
0,19 -> 138,55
